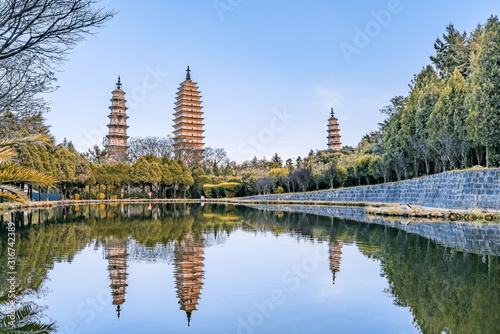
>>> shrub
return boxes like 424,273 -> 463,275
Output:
203,184 -> 216,198
226,176 -> 243,183
198,175 -> 212,185
212,176 -> 225,185
276,186 -> 284,194
98,193 -> 106,200
74,193 -> 80,200
110,195 -> 118,200
219,182 -> 242,198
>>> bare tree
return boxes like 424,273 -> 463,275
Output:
203,146 -> 228,167
0,0 -> 115,117
128,136 -> 174,162
255,176 -> 274,195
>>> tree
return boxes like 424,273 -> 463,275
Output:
430,69 -> 469,169
190,161 -> 206,198
466,16 -> 500,167
336,166 -> 348,187
203,147 -> 228,167
430,24 -> 469,78
128,136 -> 174,163
294,163 -> 312,192
326,159 -> 338,189
54,147 -> 77,199
271,153 -> 283,167
84,145 -> 107,164
131,158 -> 150,198
0,0 -> 115,117
354,155 -> 372,185
0,135 -> 57,204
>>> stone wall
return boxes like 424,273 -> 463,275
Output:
249,204 -> 500,256
243,169 -> 500,210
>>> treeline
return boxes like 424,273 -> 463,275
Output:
357,17 -> 500,181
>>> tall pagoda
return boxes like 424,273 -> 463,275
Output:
173,66 -> 205,162
174,231 -> 204,327
327,107 -> 341,151
106,76 -> 129,164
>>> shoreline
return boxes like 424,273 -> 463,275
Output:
2,198 -> 499,223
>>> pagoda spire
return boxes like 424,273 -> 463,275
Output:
186,66 -> 191,80
117,75 -> 122,89
330,107 -> 334,117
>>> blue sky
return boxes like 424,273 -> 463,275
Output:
45,0 -> 500,162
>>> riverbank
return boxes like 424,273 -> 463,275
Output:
2,197 -> 500,223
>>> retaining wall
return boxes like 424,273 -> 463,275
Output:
243,169 -> 500,210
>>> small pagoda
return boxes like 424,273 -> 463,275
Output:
327,107 -> 341,151
106,76 -> 129,164
173,66 -> 205,162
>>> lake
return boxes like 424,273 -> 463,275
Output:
1,203 -> 499,333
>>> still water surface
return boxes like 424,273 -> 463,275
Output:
1,204 -> 499,333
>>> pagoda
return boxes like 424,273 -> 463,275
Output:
106,236 -> 129,319
174,231 -> 204,327
173,66 -> 205,162
327,107 -> 341,151
106,76 -> 129,164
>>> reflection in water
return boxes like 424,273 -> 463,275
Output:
174,231 -> 205,326
106,236 -> 128,319
328,240 -> 342,284
1,203 -> 499,333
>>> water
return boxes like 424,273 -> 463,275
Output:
1,204 -> 499,334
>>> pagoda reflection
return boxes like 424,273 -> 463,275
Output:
174,231 -> 205,326
106,236 -> 129,319
329,240 -> 342,284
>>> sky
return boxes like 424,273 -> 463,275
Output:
45,0 -> 500,163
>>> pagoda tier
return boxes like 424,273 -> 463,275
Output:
173,67 -> 205,162
106,77 -> 129,164
327,108 -> 342,151
174,231 -> 204,327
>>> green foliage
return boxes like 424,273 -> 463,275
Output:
466,16 -> 500,166
202,184 -> 216,198
219,182 -> 242,198
336,166 -> 348,187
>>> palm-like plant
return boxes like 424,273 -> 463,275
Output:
0,302 -> 56,333
0,135 -> 58,204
